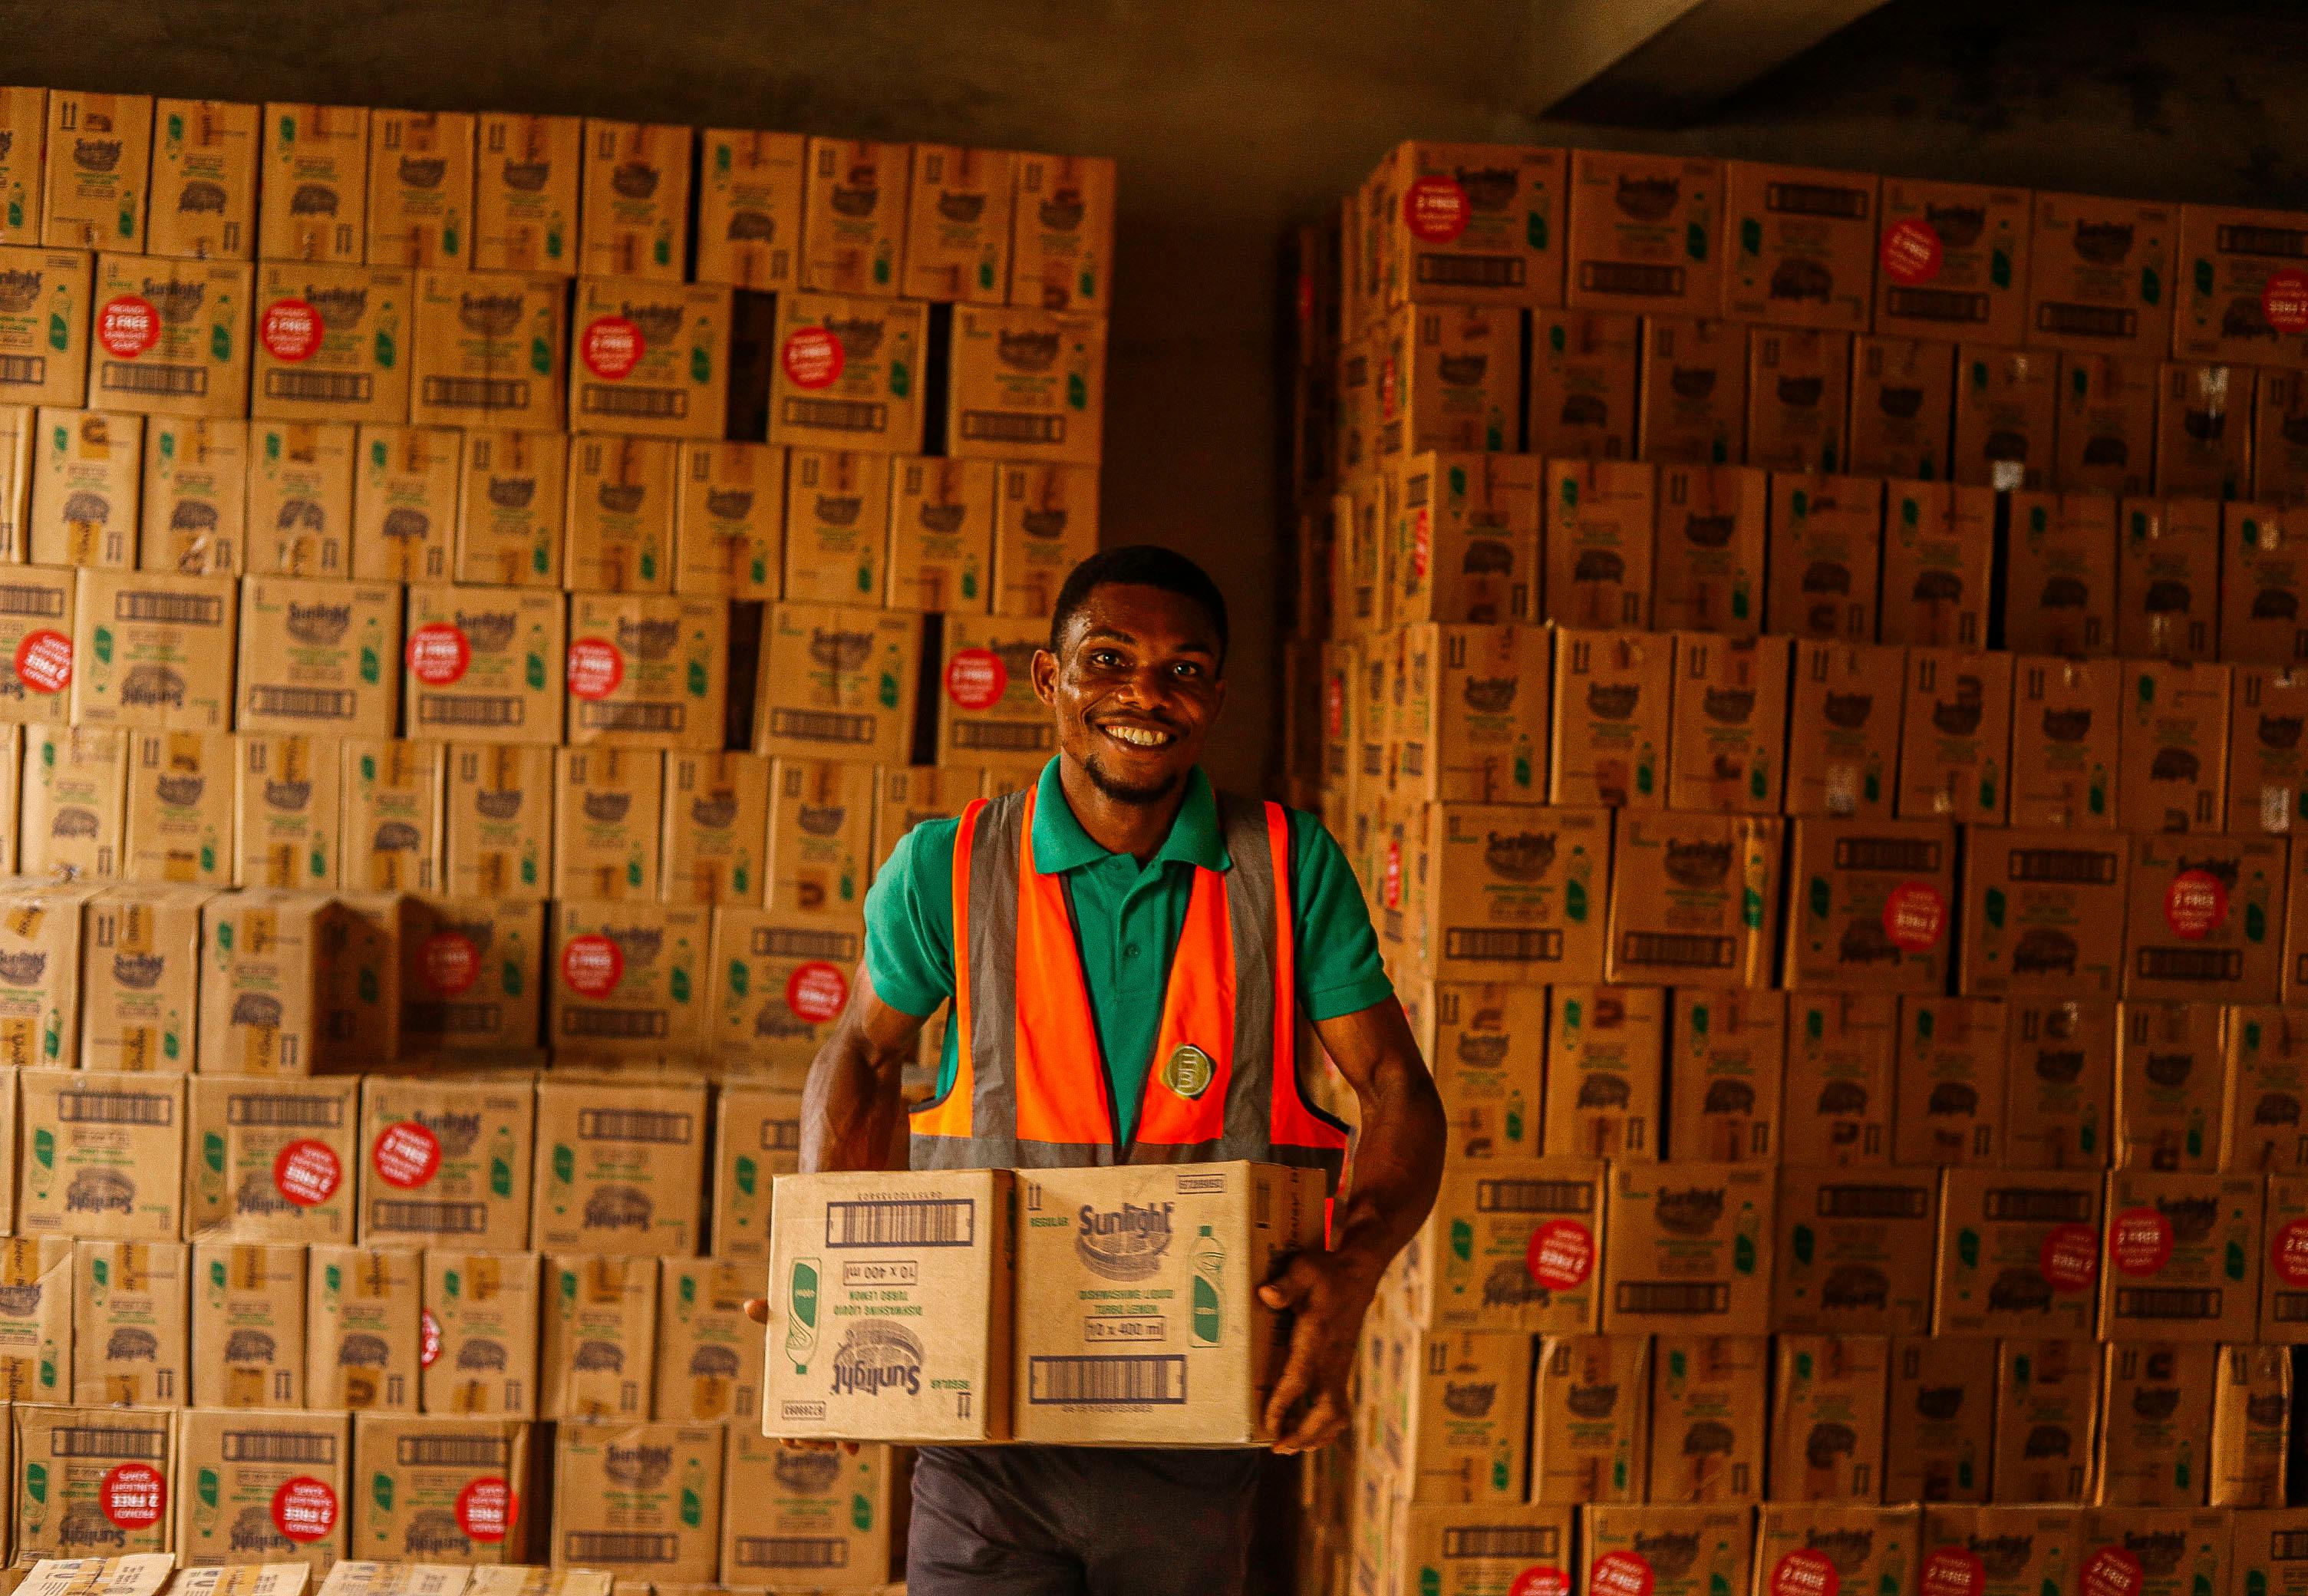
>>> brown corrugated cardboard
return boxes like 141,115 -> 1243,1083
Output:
1375,141 -> 1562,309
1753,1505 -> 1916,1596
73,1238 -> 187,1405
767,292 -> 928,455
766,1167 -> 1018,1443
1785,641 -> 1902,819
668,439 -> 778,599
400,895 -> 542,1055
173,1406 -> 349,1569
88,256 -> 253,420
1898,647 -> 2013,823
2056,353 -> 2158,496
0,1235 -> 68,1400
12,1403 -> 174,1561
420,1248 -> 540,1416
0,876 -> 89,1068
800,137 -> 907,297
367,110 -> 474,271
0,563 -> 73,724
1605,816 -> 1779,988
1385,1324 -> 1533,1503
888,455 -> 995,612
190,1238 -> 306,1408
2027,192 -> 2176,357
0,87 -> 41,247
1528,309 -> 1638,461
2267,1173 -> 2308,1340
1543,460 -> 1654,629
708,908 -> 859,1072
782,446 -> 892,605
1953,345 -> 2057,490
1399,800 -> 1610,984
654,1258 -> 763,1424
552,747 -> 663,900
1531,1334 -> 1647,1504
70,569 -> 236,733
719,1429 -> 889,1590
2115,1001 -> 2226,1170
1668,988 -> 1783,1162
2257,369 -> 2308,505
454,428 -> 564,587
1773,1164 -> 1938,1335
752,602 -> 919,766
143,417 -> 248,575
946,304 -> 1106,467
246,420 -> 355,575
353,424 -> 458,584
1920,1505 -> 2078,1594
2009,656 -> 2119,829
43,91 -> 154,252
2123,833 -> 2287,1003
935,615 -> 1054,777
1783,991 -> 1898,1166
1881,480 -> 1993,648
563,593 -> 727,752
1847,334 -> 1956,480
348,1412 -> 532,1562
1582,1505 -> 1752,1596
1766,476 -> 1880,642
473,112 -> 578,275
551,1420 -> 720,1581
1011,151 -> 1114,315
1391,622 -> 1548,806
2234,1509 -> 2308,1596
0,404 -> 40,559
1874,177 -> 2022,344
1600,1161 -> 1772,1335
2099,1169 -> 2260,1339
991,461 -> 1097,618
339,738 -> 443,892
83,883 -> 207,1070
308,1244 -> 420,1411
259,104 -> 368,263
403,584 -> 562,746
1722,160 -> 1877,329
443,744 -> 552,900
21,724 -> 127,878
124,730 -> 232,884
1550,628 -> 1670,806
710,1081 -> 800,1265
1992,1339 -> 2099,1502
2211,1344 -> 2291,1506
765,757 -> 875,922
1769,1334 -> 1888,1502
2158,361 -> 2254,500
1784,816 -> 1957,992
2095,1341 -> 2217,1505
1747,329 -> 1855,474
185,1073 -> 359,1241
250,263 -> 411,426
2224,502 -> 2308,667
693,130 -> 806,292
357,1073 -> 536,1252
234,734 -> 341,889
1652,467 -> 1764,633
32,406 -> 141,566
1395,452 -> 1539,625
1566,152 -> 1723,315
660,750 -> 767,905
1643,1337 -> 1765,1503
1932,1167 -> 2102,1337
2006,492 -> 2118,655
578,120 -> 689,282
2175,201 -> 2308,362
1959,827 -> 2128,999
409,269 -> 565,432
549,901 -> 709,1060
2231,667 -> 2308,834
568,278 -> 727,441
539,1252 -> 656,1419
2225,1007 -> 2308,1172
0,248 -> 89,411
1893,998 -> 2007,1166
531,1077 -> 704,1257
1542,985 -> 1663,1159
21,1065 -> 180,1244
196,889 -> 328,1076
901,144 -> 1013,305
1665,634 -> 1786,814
1637,316 -> 1746,467
1391,1158 -> 1601,1334
2118,658 -> 2231,834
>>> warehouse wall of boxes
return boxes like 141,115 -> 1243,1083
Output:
0,84 -> 1114,1592
1284,140 -> 2308,1596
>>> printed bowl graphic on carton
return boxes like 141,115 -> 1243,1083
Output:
1020,506 -> 1069,539
382,509 -> 431,542
829,170 -> 879,216
0,269 -> 42,313
1578,1074 -> 1632,1110
1986,430 -> 2030,464
1929,1083 -> 1979,1116
0,951 -> 45,986
1805,1421 -> 1858,1468
180,182 -> 227,213
1484,830 -> 1556,882
2260,714 -> 2305,750
2255,1092 -> 2302,1126
581,791 -> 630,823
998,330 -> 1062,373
458,1338 -> 506,1370
172,502 -> 220,535
617,617 -> 679,660
1823,1264 -> 1889,1309
2039,577 -> 2089,609
63,491 -> 113,526
1654,1186 -> 1723,1236
1564,1381 -> 1618,1419
1683,1420 -> 1736,1459
572,1339 -> 625,1373
399,156 -> 447,190
2085,434 -> 2131,464
1669,368 -> 1717,401
1614,176 -> 1680,223
689,1344 -> 740,1378
1822,692 -> 1873,728
225,1329 -> 277,1364
338,1332 -> 390,1367
2249,1391 -> 2288,1424
1704,1079 -> 1756,1114
474,788 -> 523,820
68,1170 -> 136,1214
1561,394 -> 1610,427
1683,513 -> 1736,549
2041,708 -> 2092,742
290,184 -> 339,218
1574,550 -> 1627,584
0,1281 -> 41,1315
774,1449 -> 841,1494
2144,1051 -> 2195,1088
2257,589 -> 2300,621
2024,1423 -> 2072,1459
107,1327 -> 157,1361
1817,1081 -> 1871,1116
1635,1531 -> 1701,1578
832,1321 -> 922,1396
1441,1378 -> 1496,1417
1588,683 -> 1641,721
1702,688 -> 1754,724
53,807 -> 99,839
609,163 -> 659,200
154,775 -> 204,807
937,191 -> 986,223
1075,1200 -> 1174,1281
583,1185 -> 654,1230
1878,385 -> 1926,420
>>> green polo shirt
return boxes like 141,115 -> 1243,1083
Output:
866,759 -> 1392,1143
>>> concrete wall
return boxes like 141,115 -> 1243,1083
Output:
7,0 -> 2305,790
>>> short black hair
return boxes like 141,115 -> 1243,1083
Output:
1048,546 -> 1229,666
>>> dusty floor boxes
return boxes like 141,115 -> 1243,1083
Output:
22,724 -> 128,879
353,424 -> 459,584
1767,1334 -> 1888,1503
539,1253 -> 657,1420
935,617 -> 1056,777
552,746 -> 663,901
991,462 -> 1098,619
2118,659 -> 2232,834
89,256 -> 255,420
349,1412 -> 532,1563
69,569 -> 236,733
1892,998 -> 2008,1166
12,1403 -> 176,1561
1543,461 -> 1655,631
248,419 -> 355,576
1773,1165 -> 1939,1336
82,883 -> 207,1070
710,1082 -> 802,1267
660,750 -> 768,907
1954,345 -> 2059,490
1599,1161 -> 1771,1335
32,406 -> 143,567
20,1067 -> 183,1242
1390,622 -> 1548,806
2117,496 -> 2221,662
402,585 -> 562,746
1665,635 -> 1788,814
456,429 -> 566,588
443,746 -> 553,901
567,278 -> 727,442
2010,656 -> 2119,829
2123,833 -> 2287,1003
0,1235 -> 69,1401
2098,1169 -> 2260,1340
530,1077 -> 705,1257
707,908 -> 857,1070
945,305 -> 1106,468
308,1243 -> 420,1411
577,118 -> 690,282
655,1258 -> 762,1425
767,292 -> 927,455
1530,1334 -> 1648,1505
1581,1505 -> 1753,1596
0,565 -> 75,725
693,129 -> 806,292
1669,988 -> 1785,1162
235,734 -> 341,889
2026,190 -> 2176,358
1645,1335 -> 1766,1502
551,1420 -> 720,1582
251,264 -> 412,426
369,110 -> 476,271
0,246 -> 89,411
191,1238 -> 307,1408
1636,316 -> 1746,467
1394,1159 -> 1602,1334
2003,492 -> 2118,656
1403,981 -> 1546,1161
420,1249 -> 541,1416
2115,1001 -> 2226,1172
1848,333 -> 1957,480
408,269 -> 565,433
259,104 -> 368,263
143,417 -> 249,575
1528,308 -> 1640,461
173,1406 -> 350,1569
1766,475 -> 1881,641
43,90 -> 154,253
1604,816 -> 1779,989
184,1073 -> 359,1242
1881,481 -> 1993,649
2095,1341 -> 2217,1506
564,594 -> 727,753
1782,991 -> 1898,1166
1401,801 -> 1610,984
1991,1339 -> 2099,1502
549,902 -> 709,1061
2226,503 -> 2308,668
2059,354 -> 2159,496
1785,641 -> 1904,819
1960,828 -> 2128,1000
1550,628 -> 1671,807
1871,177 -> 2029,345
1784,816 -> 1957,993
235,576 -> 404,740
720,1430 -> 890,1591
1565,151 -> 1723,315
1932,1167 -> 2102,1337
765,1167 -> 1017,1443
357,1074 -> 536,1252
73,1238 -> 188,1406
2210,1342 -> 2290,1507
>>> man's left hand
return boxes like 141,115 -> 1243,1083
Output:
1258,1248 -> 1380,1455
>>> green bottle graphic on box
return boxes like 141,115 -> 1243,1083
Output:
787,1257 -> 820,1373
1190,1225 -> 1223,1347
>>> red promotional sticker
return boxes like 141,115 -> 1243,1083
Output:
786,961 -> 849,1024
101,1462 -> 165,1529
272,1477 -> 339,1542
14,629 -> 71,694
1527,1219 -> 1596,1290
1920,1550 -> 1984,1596
2110,1205 -> 2174,1276
781,326 -> 846,390
1770,1550 -> 1840,1596
97,295 -> 158,359
456,1477 -> 514,1542
1511,1570 -> 1570,1596
2081,1549 -> 2145,1596
1881,218 -> 1944,285
372,1120 -> 442,1190
1587,1552 -> 1655,1596
260,298 -> 321,362
2041,1222 -> 2101,1291
2165,869 -> 2228,939
1410,506 -> 1432,581
562,932 -> 625,998
1383,839 -> 1403,910
1377,356 -> 1400,420
1324,674 -> 1345,740
565,637 -> 625,701
945,648 -> 1009,711
420,1308 -> 443,1367
2277,1218 -> 2308,1287
1882,882 -> 1947,952
2267,269 -> 2308,334
1403,175 -> 1471,243
423,931 -> 480,996
272,1139 -> 342,1208
581,315 -> 642,381
406,622 -> 471,686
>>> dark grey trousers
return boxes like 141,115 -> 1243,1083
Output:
908,1445 -> 1268,1594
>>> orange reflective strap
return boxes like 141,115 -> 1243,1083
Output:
909,798 -> 985,1141
1132,862 -> 1235,1147
1011,790 -> 1117,1149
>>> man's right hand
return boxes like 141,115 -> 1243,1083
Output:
744,1297 -> 856,1454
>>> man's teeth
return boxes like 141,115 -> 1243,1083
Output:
1106,725 -> 1172,747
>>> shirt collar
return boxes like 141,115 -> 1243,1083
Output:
1030,758 -> 1231,876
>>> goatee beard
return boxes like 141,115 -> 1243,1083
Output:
1082,753 -> 1182,806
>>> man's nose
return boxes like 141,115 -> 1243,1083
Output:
1111,663 -> 1174,709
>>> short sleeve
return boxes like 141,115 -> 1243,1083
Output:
863,817 -> 961,1021
1286,809 -> 1395,1022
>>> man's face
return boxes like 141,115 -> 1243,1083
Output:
1033,582 -> 1225,806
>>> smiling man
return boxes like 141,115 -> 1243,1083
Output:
750,545 -> 1446,1595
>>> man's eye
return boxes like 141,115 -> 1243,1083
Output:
1090,650 -> 1123,668
1171,661 -> 1201,679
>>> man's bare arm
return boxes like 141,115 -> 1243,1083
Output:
800,961 -> 931,1175
1258,994 -> 1445,1453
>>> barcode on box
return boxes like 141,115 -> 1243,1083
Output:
418,697 -> 525,727
1029,1354 -> 1189,1406
1477,1177 -> 1594,1215
737,1538 -> 849,1571
1418,257 -> 1524,289
781,397 -> 885,431
564,1532 -> 679,1564
1612,1281 -> 1729,1314
954,723 -> 1051,753
1619,932 -> 1735,969
51,1425 -> 168,1459
769,707 -> 873,744
2036,302 -> 2137,341
562,1009 -> 668,1038
117,591 -> 225,624
58,1090 -> 173,1126
582,384 -> 689,420
826,1196 -> 975,1248
265,370 -> 374,403
424,376 -> 531,410
0,584 -> 64,618
961,411 -> 1064,444
101,361 -> 209,396
223,1429 -> 335,1463
369,1199 -> 490,1235
227,1093 -> 346,1129
0,354 -> 48,384
1443,927 -> 1562,962
579,702 -> 685,734
2135,948 -> 2244,982
1578,262 -> 1684,298
1884,287 -> 1989,325
1815,1183 -> 1931,1220
2114,1287 -> 2221,1320
248,685 -> 358,720
405,1001 -> 505,1035
397,1434 -> 508,1467
1445,1526 -> 1559,1560
578,1107 -> 694,1143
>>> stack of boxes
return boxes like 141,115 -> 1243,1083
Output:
0,80 -> 1119,1591
1286,140 -> 2308,1596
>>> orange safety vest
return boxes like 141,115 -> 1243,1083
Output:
909,785 -> 1350,1192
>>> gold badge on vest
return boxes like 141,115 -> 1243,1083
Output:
1162,1044 -> 1215,1099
